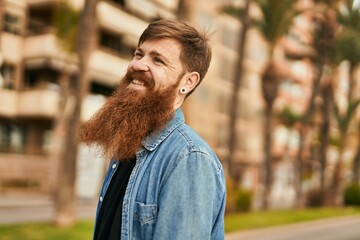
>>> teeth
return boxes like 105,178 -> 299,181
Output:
132,79 -> 145,86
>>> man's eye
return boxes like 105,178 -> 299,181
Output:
134,52 -> 143,59
154,57 -> 164,64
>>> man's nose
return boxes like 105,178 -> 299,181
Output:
130,58 -> 150,72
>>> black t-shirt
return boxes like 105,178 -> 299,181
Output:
94,159 -> 136,240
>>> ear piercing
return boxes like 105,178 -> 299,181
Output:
180,88 -> 187,94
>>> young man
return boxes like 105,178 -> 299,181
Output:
79,19 -> 226,240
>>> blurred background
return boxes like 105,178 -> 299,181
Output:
1,0 -> 360,230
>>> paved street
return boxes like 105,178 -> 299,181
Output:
226,215 -> 360,240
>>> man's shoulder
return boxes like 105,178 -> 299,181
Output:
168,123 -> 219,161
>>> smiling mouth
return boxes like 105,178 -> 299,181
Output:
131,79 -> 145,86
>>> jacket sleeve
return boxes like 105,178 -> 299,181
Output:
152,151 -> 226,240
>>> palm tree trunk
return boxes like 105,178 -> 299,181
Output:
177,0 -> 192,20
319,82 -> 332,204
262,104 -> 273,210
227,0 -> 250,188
53,68 -> 75,226
353,139 -> 360,184
330,139 -> 346,206
54,0 -> 98,227
294,124 -> 306,208
294,61 -> 323,208
0,0 -> 3,85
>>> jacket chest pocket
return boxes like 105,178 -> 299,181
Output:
133,202 -> 157,239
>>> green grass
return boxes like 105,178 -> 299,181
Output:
225,207 -> 360,233
0,220 -> 94,240
0,207 -> 360,239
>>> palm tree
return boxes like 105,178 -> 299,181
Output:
331,99 -> 360,205
353,123 -> 360,184
318,75 -> 333,205
0,0 -> 4,83
295,0 -> 338,208
335,0 -> 360,185
177,0 -> 192,20
51,1 -> 79,227
336,0 -> 360,100
313,0 -> 360,206
278,106 -> 302,162
221,0 -> 251,188
53,0 -> 98,227
253,0 -> 298,209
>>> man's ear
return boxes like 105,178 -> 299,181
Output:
181,71 -> 200,93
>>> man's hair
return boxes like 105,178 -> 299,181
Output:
138,19 -> 212,96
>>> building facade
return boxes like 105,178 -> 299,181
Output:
1,0 -> 265,198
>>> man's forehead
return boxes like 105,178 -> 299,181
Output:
138,38 -> 182,56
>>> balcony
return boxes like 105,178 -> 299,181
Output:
97,1 -> 147,41
0,89 -> 18,117
0,88 -> 108,120
89,49 -> 128,86
23,33 -> 77,71
1,33 -> 23,63
17,89 -> 59,118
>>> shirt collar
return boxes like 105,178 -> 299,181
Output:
142,108 -> 185,151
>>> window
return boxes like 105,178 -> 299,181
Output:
27,5 -> 54,35
91,82 -> 115,97
0,64 -> 15,89
99,30 -> 135,59
3,13 -> 21,35
23,69 -> 59,90
110,0 -> 125,7
0,122 -> 26,154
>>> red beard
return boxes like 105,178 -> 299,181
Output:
78,71 -> 180,160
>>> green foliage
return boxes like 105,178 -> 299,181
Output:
253,0 -> 298,44
0,221 -> 94,240
278,106 -> 303,128
225,207 -> 360,233
344,184 -> 360,206
337,0 -> 360,31
221,5 -> 247,19
221,0 -> 298,47
329,134 -> 342,147
335,29 -> 360,66
226,178 -> 253,213
234,188 -> 253,212
225,178 -> 237,213
53,0 -> 80,52
334,99 -> 360,135
333,0 -> 360,66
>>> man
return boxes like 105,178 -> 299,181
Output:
79,19 -> 226,240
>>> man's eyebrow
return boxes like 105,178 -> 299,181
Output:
136,47 -> 171,64
149,51 -> 170,63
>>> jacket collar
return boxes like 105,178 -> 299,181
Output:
142,108 -> 184,151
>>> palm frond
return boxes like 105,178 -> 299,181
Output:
335,29 -> 360,65
53,1 -> 80,53
253,0 -> 298,44
334,99 -> 360,134
221,5 -> 247,19
337,0 -> 360,31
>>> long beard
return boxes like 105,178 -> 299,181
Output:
78,71 -> 179,160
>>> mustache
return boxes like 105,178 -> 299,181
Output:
123,71 -> 155,89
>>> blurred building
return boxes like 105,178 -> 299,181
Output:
0,0 -> 325,209
0,0 -> 180,196
0,0 -> 264,198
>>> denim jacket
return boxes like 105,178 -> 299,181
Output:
95,108 -> 226,240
